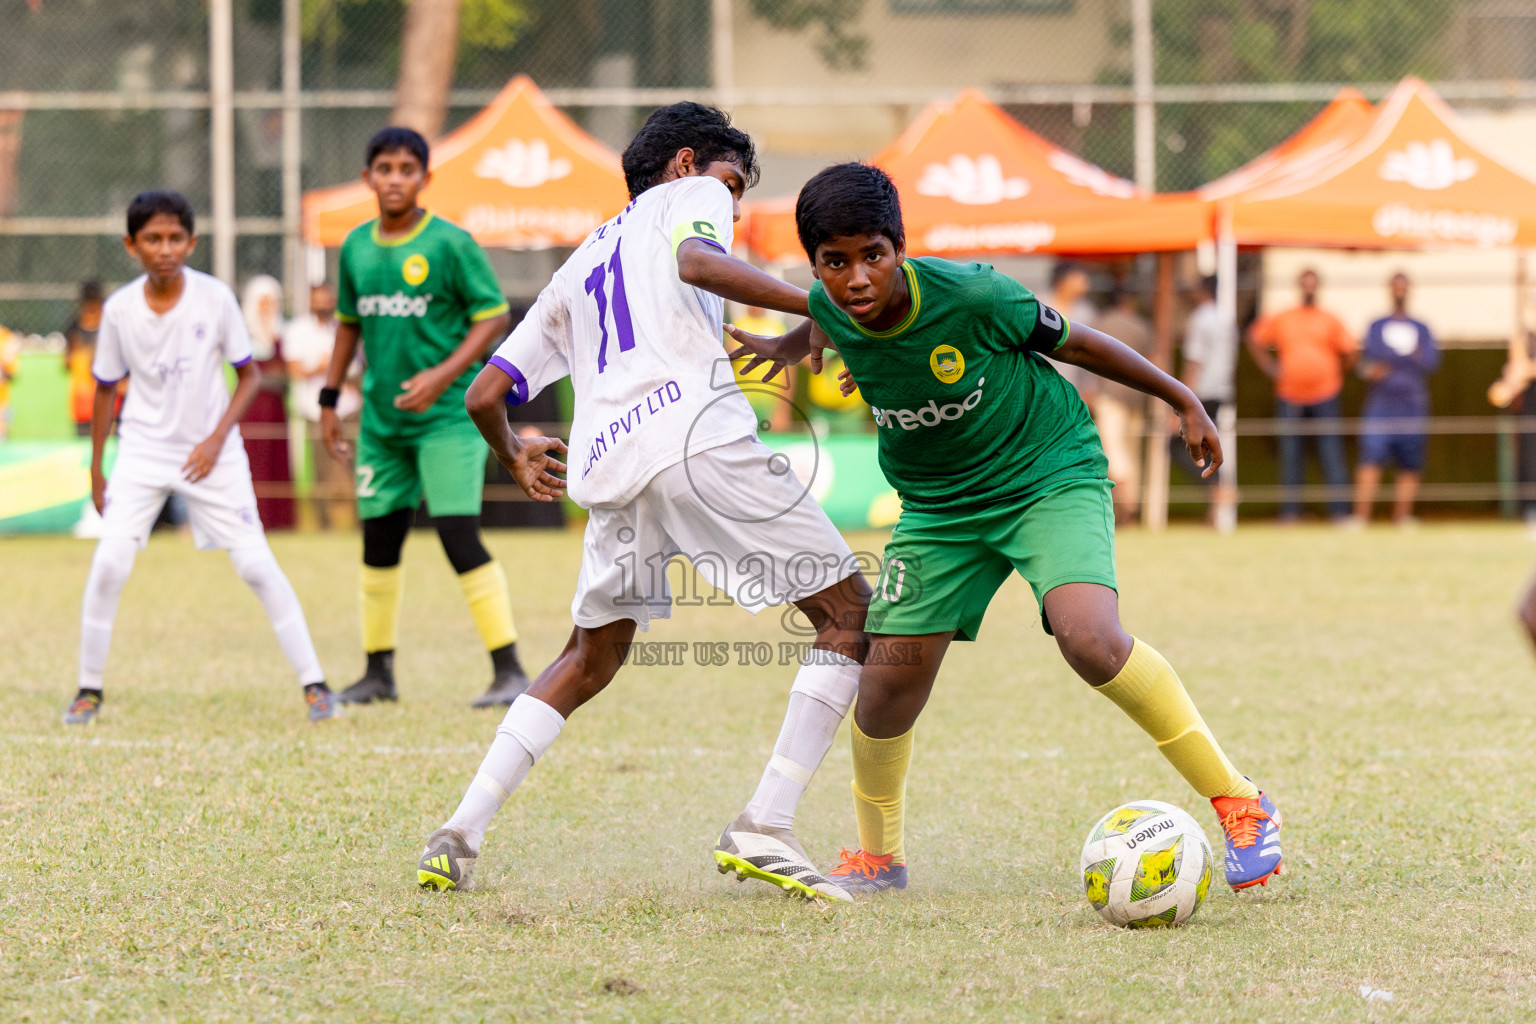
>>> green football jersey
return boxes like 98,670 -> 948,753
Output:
809,257 -> 1106,511
336,212 -> 510,436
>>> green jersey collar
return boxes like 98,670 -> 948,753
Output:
848,261 -> 921,339
370,211 -> 434,247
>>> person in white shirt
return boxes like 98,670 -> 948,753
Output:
64,190 -> 335,726
414,104 -> 869,902
284,282 -> 359,529
1179,276 -> 1240,531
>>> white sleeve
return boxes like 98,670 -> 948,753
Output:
221,286 -> 255,367
489,284 -> 571,407
92,301 -> 127,384
667,176 -> 736,255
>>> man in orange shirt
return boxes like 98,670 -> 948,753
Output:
1247,268 -> 1357,521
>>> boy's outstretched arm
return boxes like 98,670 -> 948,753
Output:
676,239 -> 810,318
464,366 -> 568,502
1054,322 -> 1223,477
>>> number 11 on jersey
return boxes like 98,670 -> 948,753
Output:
584,241 -> 636,373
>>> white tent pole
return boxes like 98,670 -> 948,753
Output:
1131,0 -> 1155,192
1215,201 -> 1239,530
1216,202 -> 1237,325
712,0 -> 734,104
282,0 -> 304,315
209,0 -> 236,285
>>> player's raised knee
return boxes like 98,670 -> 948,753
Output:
1053,620 -> 1132,685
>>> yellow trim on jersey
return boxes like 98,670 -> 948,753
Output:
369,211 -> 435,248
469,302 -> 511,323
335,313 -> 360,324
1054,317 -> 1072,350
850,261 -> 921,339
671,218 -> 725,256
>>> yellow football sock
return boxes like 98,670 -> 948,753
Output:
850,718 -> 914,863
361,564 -> 403,653
1095,638 -> 1258,800
458,560 -> 519,651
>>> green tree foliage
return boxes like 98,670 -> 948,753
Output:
302,0 -> 530,57
1090,0 -> 1454,191
749,0 -> 868,70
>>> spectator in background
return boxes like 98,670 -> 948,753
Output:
1488,308 -> 1536,525
1353,272 -> 1439,526
1179,276 -> 1239,532
240,274 -> 294,529
1247,268 -> 1357,523
0,323 -> 18,441
1093,285 -> 1155,522
63,281 -> 104,437
1048,261 -> 1099,405
285,282 -> 358,530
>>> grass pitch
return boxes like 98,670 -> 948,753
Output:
5,522 -> 1536,1022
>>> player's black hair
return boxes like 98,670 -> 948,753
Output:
794,162 -> 904,260
126,190 -> 194,238
366,126 -> 430,170
79,280 -> 103,303
621,102 -> 759,199
1051,261 -> 1088,288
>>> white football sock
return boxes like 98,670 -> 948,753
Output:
229,544 -> 325,686
741,651 -> 861,832
446,694 -> 566,851
78,535 -> 139,691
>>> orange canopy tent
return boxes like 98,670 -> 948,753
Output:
1226,78 -> 1536,249
1199,87 -> 1374,202
741,89 -> 1208,264
302,75 -> 628,249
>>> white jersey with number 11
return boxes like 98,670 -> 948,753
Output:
488,174 -> 758,509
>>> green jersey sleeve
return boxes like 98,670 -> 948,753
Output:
991,271 -> 1069,353
335,231 -> 360,324
448,229 -> 511,323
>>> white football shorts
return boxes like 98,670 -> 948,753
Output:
101,440 -> 267,551
572,436 -> 860,631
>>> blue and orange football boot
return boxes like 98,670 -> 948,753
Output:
826,848 -> 908,897
1211,787 -> 1283,889
63,689 -> 102,725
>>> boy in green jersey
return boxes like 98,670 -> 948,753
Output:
729,163 -> 1283,899
320,127 -> 530,708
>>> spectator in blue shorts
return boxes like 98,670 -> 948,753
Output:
1352,272 -> 1439,525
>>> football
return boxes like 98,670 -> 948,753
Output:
1080,800 -> 1214,928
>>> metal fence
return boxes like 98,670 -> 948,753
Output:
3,0 -> 1533,333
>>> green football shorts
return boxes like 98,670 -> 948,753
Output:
867,479 -> 1117,641
354,418 -> 488,520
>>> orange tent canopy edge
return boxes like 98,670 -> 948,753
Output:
1230,77 -> 1536,249
742,89 -> 1209,264
301,75 -> 629,250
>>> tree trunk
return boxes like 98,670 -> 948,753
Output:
0,111 -> 22,216
392,0 -> 462,141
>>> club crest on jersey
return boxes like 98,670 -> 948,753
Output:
930,344 -> 965,384
401,254 -> 430,286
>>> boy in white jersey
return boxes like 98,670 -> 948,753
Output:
64,190 -> 336,726
416,104 -> 869,900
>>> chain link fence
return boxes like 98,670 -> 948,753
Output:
5,0 -> 1536,522
1,0 -> 1523,330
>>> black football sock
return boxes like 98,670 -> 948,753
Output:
366,649 -> 395,679
490,643 -> 524,677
